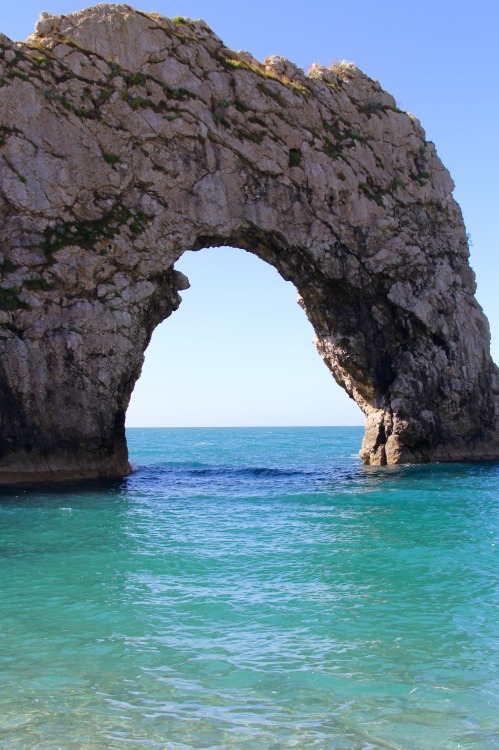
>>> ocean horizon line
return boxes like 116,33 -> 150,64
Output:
125,424 -> 365,429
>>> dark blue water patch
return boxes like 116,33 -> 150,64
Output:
129,457 -> 499,488
193,464 -> 315,477
125,461 -> 372,502
132,462 -> 317,478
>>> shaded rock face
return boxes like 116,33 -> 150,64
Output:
0,4 -> 498,483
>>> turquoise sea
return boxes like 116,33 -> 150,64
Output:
0,427 -> 498,750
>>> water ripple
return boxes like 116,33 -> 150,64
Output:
0,427 -> 498,749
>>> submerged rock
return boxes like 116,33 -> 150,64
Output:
0,4 -> 497,482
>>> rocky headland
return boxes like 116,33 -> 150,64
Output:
0,4 -> 498,483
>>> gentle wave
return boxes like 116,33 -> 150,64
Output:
133,462 -> 318,478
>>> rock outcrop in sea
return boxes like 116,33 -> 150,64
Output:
0,4 -> 498,482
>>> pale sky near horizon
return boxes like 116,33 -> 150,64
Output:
3,1 -> 498,427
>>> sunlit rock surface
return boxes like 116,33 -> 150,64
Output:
0,4 -> 498,482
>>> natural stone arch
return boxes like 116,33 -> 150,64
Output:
0,4 -> 498,483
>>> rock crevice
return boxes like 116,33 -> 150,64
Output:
0,4 -> 498,482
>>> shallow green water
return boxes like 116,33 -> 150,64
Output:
0,427 -> 498,749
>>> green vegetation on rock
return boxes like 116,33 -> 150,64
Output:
0,287 -> 29,310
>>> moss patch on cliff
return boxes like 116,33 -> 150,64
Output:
359,179 -> 385,206
24,277 -> 53,291
288,148 -> 301,167
102,151 -> 120,165
0,287 -> 30,310
42,205 -> 152,255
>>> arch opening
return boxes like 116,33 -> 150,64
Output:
126,246 -> 364,429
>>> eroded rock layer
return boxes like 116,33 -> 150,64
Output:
0,4 -> 498,482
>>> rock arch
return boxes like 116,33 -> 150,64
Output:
0,4 -> 497,483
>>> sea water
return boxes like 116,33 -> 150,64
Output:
0,427 -> 498,750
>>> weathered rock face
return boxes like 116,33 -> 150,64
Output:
0,4 -> 498,483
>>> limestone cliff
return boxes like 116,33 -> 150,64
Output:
0,4 -> 498,482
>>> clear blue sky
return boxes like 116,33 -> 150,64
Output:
3,2 -> 498,426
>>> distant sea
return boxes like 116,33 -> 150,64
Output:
1,427 -> 498,749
